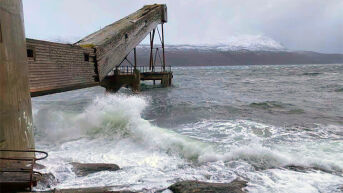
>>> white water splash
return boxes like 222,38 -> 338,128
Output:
32,94 -> 343,192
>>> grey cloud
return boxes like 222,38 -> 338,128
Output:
23,0 -> 343,53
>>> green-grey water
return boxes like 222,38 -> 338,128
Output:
33,64 -> 343,192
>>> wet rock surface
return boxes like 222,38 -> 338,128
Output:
52,188 -> 135,193
71,162 -> 120,177
36,172 -> 59,189
26,188 -> 135,193
34,163 -> 46,170
284,165 -> 335,174
168,178 -> 247,193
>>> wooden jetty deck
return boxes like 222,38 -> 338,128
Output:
101,65 -> 173,93
0,150 -> 48,192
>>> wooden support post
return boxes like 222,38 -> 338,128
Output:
161,23 -> 166,71
154,48 -> 158,70
134,47 -> 137,70
132,69 -> 141,93
0,0 -> 35,156
149,29 -> 155,71
149,32 -> 152,70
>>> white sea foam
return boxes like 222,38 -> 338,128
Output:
33,94 -> 343,192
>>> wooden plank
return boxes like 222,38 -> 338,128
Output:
30,82 -> 99,97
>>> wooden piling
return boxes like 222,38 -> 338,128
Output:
0,0 -> 34,156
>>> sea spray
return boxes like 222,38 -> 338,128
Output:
31,64 -> 343,192
76,94 -> 214,161
34,94 -> 343,173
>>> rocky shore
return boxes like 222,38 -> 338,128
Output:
35,162 -> 343,193
70,162 -> 120,177
167,179 -> 247,193
33,179 -> 247,193
34,162 -> 248,193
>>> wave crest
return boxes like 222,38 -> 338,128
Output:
34,94 -> 342,174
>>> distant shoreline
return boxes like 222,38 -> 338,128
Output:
163,63 -> 343,68
135,48 -> 343,67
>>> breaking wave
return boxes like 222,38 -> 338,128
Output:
33,94 -> 342,174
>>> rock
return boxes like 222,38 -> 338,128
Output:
158,189 -> 173,193
25,188 -> 136,193
71,162 -> 120,177
53,188 -> 135,193
285,165 -> 333,174
168,178 -> 247,193
36,172 -> 59,189
34,163 -> 46,170
285,165 -> 310,172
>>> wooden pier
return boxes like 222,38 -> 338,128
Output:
0,1 -> 171,191
26,4 -> 171,97
101,66 -> 173,93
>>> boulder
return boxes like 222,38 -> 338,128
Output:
34,163 -> 46,170
285,165 -> 333,174
35,172 -> 59,189
26,188 -> 135,193
168,178 -> 247,193
71,162 -> 120,177
53,188 -> 135,193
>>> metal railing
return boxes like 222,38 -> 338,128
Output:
0,149 -> 48,191
115,65 -> 172,74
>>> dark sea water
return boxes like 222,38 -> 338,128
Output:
32,64 -> 343,192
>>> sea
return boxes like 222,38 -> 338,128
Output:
32,64 -> 343,193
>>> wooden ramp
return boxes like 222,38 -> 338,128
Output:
76,4 -> 167,81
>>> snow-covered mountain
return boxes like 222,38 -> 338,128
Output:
135,35 -> 343,66
139,35 -> 286,52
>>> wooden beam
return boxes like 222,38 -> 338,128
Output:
76,4 -> 167,81
0,0 -> 34,158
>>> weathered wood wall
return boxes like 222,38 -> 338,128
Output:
27,39 -> 98,96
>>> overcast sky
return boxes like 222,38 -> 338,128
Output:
23,0 -> 343,53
